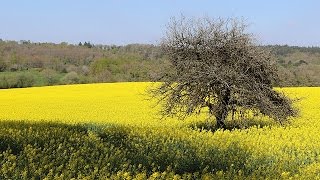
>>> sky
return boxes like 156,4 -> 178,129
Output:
0,0 -> 319,46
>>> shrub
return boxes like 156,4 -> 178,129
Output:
0,72 -> 35,88
61,71 -> 80,84
41,69 -> 60,85
0,60 -> 7,72
15,73 -> 35,88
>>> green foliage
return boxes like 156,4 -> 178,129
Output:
0,59 -> 7,72
0,72 -> 35,88
0,70 -> 64,88
90,56 -> 160,82
83,41 -> 94,48
267,45 -> 320,56
0,41 -> 166,88
0,40 -> 319,88
40,69 -> 61,85
61,71 -> 81,84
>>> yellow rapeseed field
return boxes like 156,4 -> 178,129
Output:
0,82 -> 179,126
0,82 -> 320,178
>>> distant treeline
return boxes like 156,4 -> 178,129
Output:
0,39 -> 319,88
265,45 -> 320,86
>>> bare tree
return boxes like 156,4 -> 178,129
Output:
150,16 -> 296,129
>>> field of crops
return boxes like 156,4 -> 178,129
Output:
0,82 -> 320,179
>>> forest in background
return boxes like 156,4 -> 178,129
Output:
0,39 -> 319,88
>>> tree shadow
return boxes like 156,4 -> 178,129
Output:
188,118 -> 278,132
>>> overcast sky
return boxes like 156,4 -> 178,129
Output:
1,0 -> 319,46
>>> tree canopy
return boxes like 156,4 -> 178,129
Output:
151,16 -> 297,128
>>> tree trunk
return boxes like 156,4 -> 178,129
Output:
215,89 -> 231,129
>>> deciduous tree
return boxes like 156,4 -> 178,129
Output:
151,16 -> 296,128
